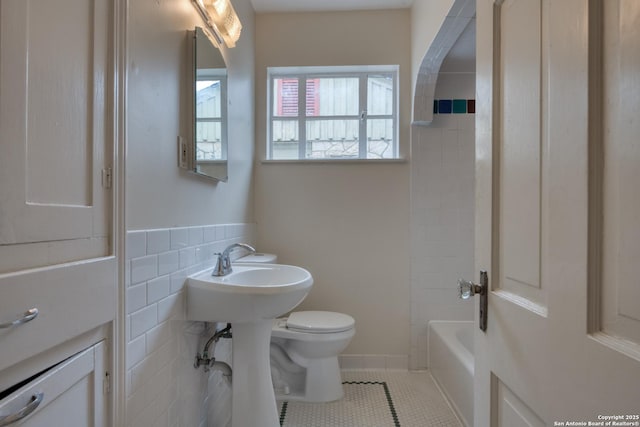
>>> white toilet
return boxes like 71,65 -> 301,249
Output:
270,310 -> 355,402
237,253 -> 356,403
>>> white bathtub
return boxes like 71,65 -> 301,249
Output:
428,321 -> 474,427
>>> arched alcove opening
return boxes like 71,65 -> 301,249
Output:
412,0 -> 475,125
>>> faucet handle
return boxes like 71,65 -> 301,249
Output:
212,252 -> 226,277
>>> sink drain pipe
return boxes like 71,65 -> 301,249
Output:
195,323 -> 233,384
210,360 -> 232,383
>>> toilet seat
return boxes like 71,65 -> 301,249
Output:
285,311 -> 355,334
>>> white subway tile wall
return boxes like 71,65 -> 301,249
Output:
410,75 -> 475,370
125,223 -> 255,427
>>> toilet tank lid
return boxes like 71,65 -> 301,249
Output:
286,311 -> 355,333
237,253 -> 277,263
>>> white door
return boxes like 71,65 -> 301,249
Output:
0,0 -> 116,377
474,0 -> 640,425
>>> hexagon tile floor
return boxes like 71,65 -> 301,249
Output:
277,370 -> 462,427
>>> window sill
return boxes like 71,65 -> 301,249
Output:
260,158 -> 408,165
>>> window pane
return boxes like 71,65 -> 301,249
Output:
367,75 -> 393,116
306,120 -> 359,159
272,141 -> 299,159
367,119 -> 394,159
196,121 -> 222,160
306,78 -> 359,117
196,80 -> 222,119
196,141 -> 222,160
197,120 -> 222,143
273,78 -> 299,117
272,120 -> 299,159
272,119 -> 299,142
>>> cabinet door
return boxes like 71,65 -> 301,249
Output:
0,0 -> 116,374
0,341 -> 108,427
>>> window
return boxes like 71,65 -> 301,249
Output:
267,66 -> 399,160
196,70 -> 227,161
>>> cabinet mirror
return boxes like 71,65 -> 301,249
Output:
192,27 -> 228,182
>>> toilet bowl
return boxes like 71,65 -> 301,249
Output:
237,253 -> 355,403
270,311 -> 355,402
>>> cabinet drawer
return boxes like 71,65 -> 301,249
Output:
0,341 -> 107,426
0,258 -> 116,373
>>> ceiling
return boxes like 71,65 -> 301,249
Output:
250,0 -> 414,13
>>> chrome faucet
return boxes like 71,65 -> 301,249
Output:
212,243 -> 256,276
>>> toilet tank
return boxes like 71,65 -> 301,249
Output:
238,253 -> 278,263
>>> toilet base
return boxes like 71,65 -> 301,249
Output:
270,312 -> 355,404
304,357 -> 344,402
273,356 -> 344,403
271,357 -> 344,403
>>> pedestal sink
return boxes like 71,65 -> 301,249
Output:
187,262 -> 313,427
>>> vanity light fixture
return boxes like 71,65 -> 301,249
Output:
192,0 -> 242,48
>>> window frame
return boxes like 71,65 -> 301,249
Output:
195,69 -> 228,162
266,65 -> 399,161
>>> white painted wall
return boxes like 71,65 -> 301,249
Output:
254,10 -> 411,360
410,0 -> 454,117
124,0 -> 255,425
127,0 -> 255,230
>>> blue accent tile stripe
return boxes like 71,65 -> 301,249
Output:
438,99 -> 452,114
433,99 -> 475,114
467,99 -> 475,114
452,99 -> 467,114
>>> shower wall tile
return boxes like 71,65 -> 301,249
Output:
410,74 -> 475,370
467,99 -> 476,114
438,99 -> 452,114
124,223 -> 255,427
452,99 -> 467,113
435,73 -> 475,99
433,98 -> 475,114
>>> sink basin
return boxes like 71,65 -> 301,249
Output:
186,262 -> 314,427
187,262 -> 313,323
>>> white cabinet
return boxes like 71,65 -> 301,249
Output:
0,0 -> 118,423
0,0 -> 117,376
0,341 -> 108,426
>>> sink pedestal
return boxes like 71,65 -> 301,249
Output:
231,321 -> 279,427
